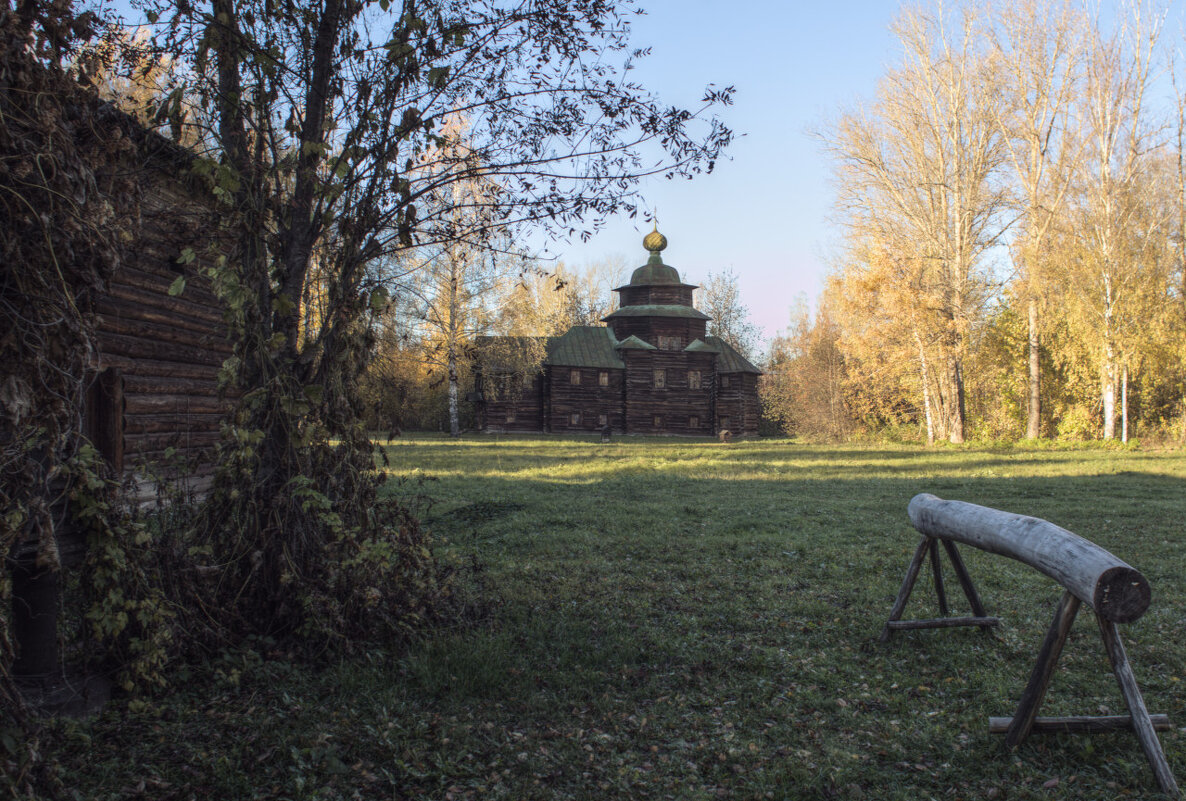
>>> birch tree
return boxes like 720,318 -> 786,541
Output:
824,2 -> 1010,442
1066,3 -> 1165,438
697,268 -> 760,359
991,0 -> 1083,438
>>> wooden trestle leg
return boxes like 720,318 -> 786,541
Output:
1005,590 -> 1080,749
1098,616 -> 1181,798
879,537 -> 931,642
941,540 -> 994,633
881,537 -> 1000,642
929,538 -> 949,617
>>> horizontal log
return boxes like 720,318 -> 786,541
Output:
100,332 -> 227,367
125,449 -> 217,474
908,494 -> 1151,623
124,430 -> 223,454
112,265 -> 221,307
125,393 -> 228,415
989,715 -> 1170,734
98,292 -> 222,334
124,412 -> 224,434
98,354 -> 223,382
127,474 -> 216,506
885,616 -> 1001,631
123,375 -> 232,397
97,312 -> 232,354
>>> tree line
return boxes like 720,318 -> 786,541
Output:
763,0 -> 1186,444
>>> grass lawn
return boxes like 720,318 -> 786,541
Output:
54,435 -> 1186,800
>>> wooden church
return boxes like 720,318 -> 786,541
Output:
476,228 -> 762,437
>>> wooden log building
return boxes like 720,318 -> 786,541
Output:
84,107 -> 233,500
476,228 -> 762,437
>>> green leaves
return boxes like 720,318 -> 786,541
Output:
426,66 -> 450,90
168,275 -> 187,296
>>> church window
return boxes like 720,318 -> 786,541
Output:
570,412 -> 581,426
599,371 -> 609,386
720,375 -> 731,388
658,336 -> 680,350
570,369 -> 581,385
719,416 -> 731,430
598,413 -> 608,427
653,369 -> 666,388
688,370 -> 702,389
505,411 -> 515,423
653,415 -> 663,427
689,415 -> 700,428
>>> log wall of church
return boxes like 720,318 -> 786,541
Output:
608,317 -> 707,348
546,367 -> 625,433
715,372 -> 760,436
623,351 -> 715,435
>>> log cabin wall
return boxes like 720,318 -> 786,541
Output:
715,372 -> 760,437
88,134 -> 233,499
608,317 -> 707,348
545,367 -> 625,433
623,351 -> 714,434
617,285 -> 695,307
478,373 -> 545,432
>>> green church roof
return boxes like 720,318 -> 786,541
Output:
628,261 -> 683,286
706,336 -> 762,374
545,326 -> 625,369
683,338 -> 720,353
615,335 -> 656,350
602,304 -> 711,322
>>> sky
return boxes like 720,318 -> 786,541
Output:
536,1 -> 903,346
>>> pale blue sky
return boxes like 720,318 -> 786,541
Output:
541,1 -> 903,343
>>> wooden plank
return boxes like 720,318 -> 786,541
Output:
97,312 -> 232,354
929,538 -> 949,617
989,715 -> 1171,734
123,374 -> 231,397
105,278 -> 224,322
880,536 -> 931,642
97,295 -> 221,337
98,354 -> 222,381
941,539 -> 994,632
1098,617 -> 1181,798
111,264 -> 221,307
1005,591 -> 1081,748
125,393 -> 227,415
124,413 -> 223,434
885,616 -> 1000,631
100,332 -> 226,367
124,430 -> 222,455
908,494 -> 1150,623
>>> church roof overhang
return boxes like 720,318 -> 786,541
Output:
615,335 -> 656,350
706,336 -> 763,374
602,305 -> 711,322
544,326 -> 626,369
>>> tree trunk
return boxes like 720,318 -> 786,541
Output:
1122,363 -> 1129,443
948,355 -> 966,444
915,331 -> 935,445
1102,349 -> 1117,440
448,348 -> 460,438
1027,298 -> 1041,439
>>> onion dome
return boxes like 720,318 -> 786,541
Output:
643,224 -> 668,255
629,223 -> 681,285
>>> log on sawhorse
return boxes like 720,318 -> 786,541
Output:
880,493 -> 1179,799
